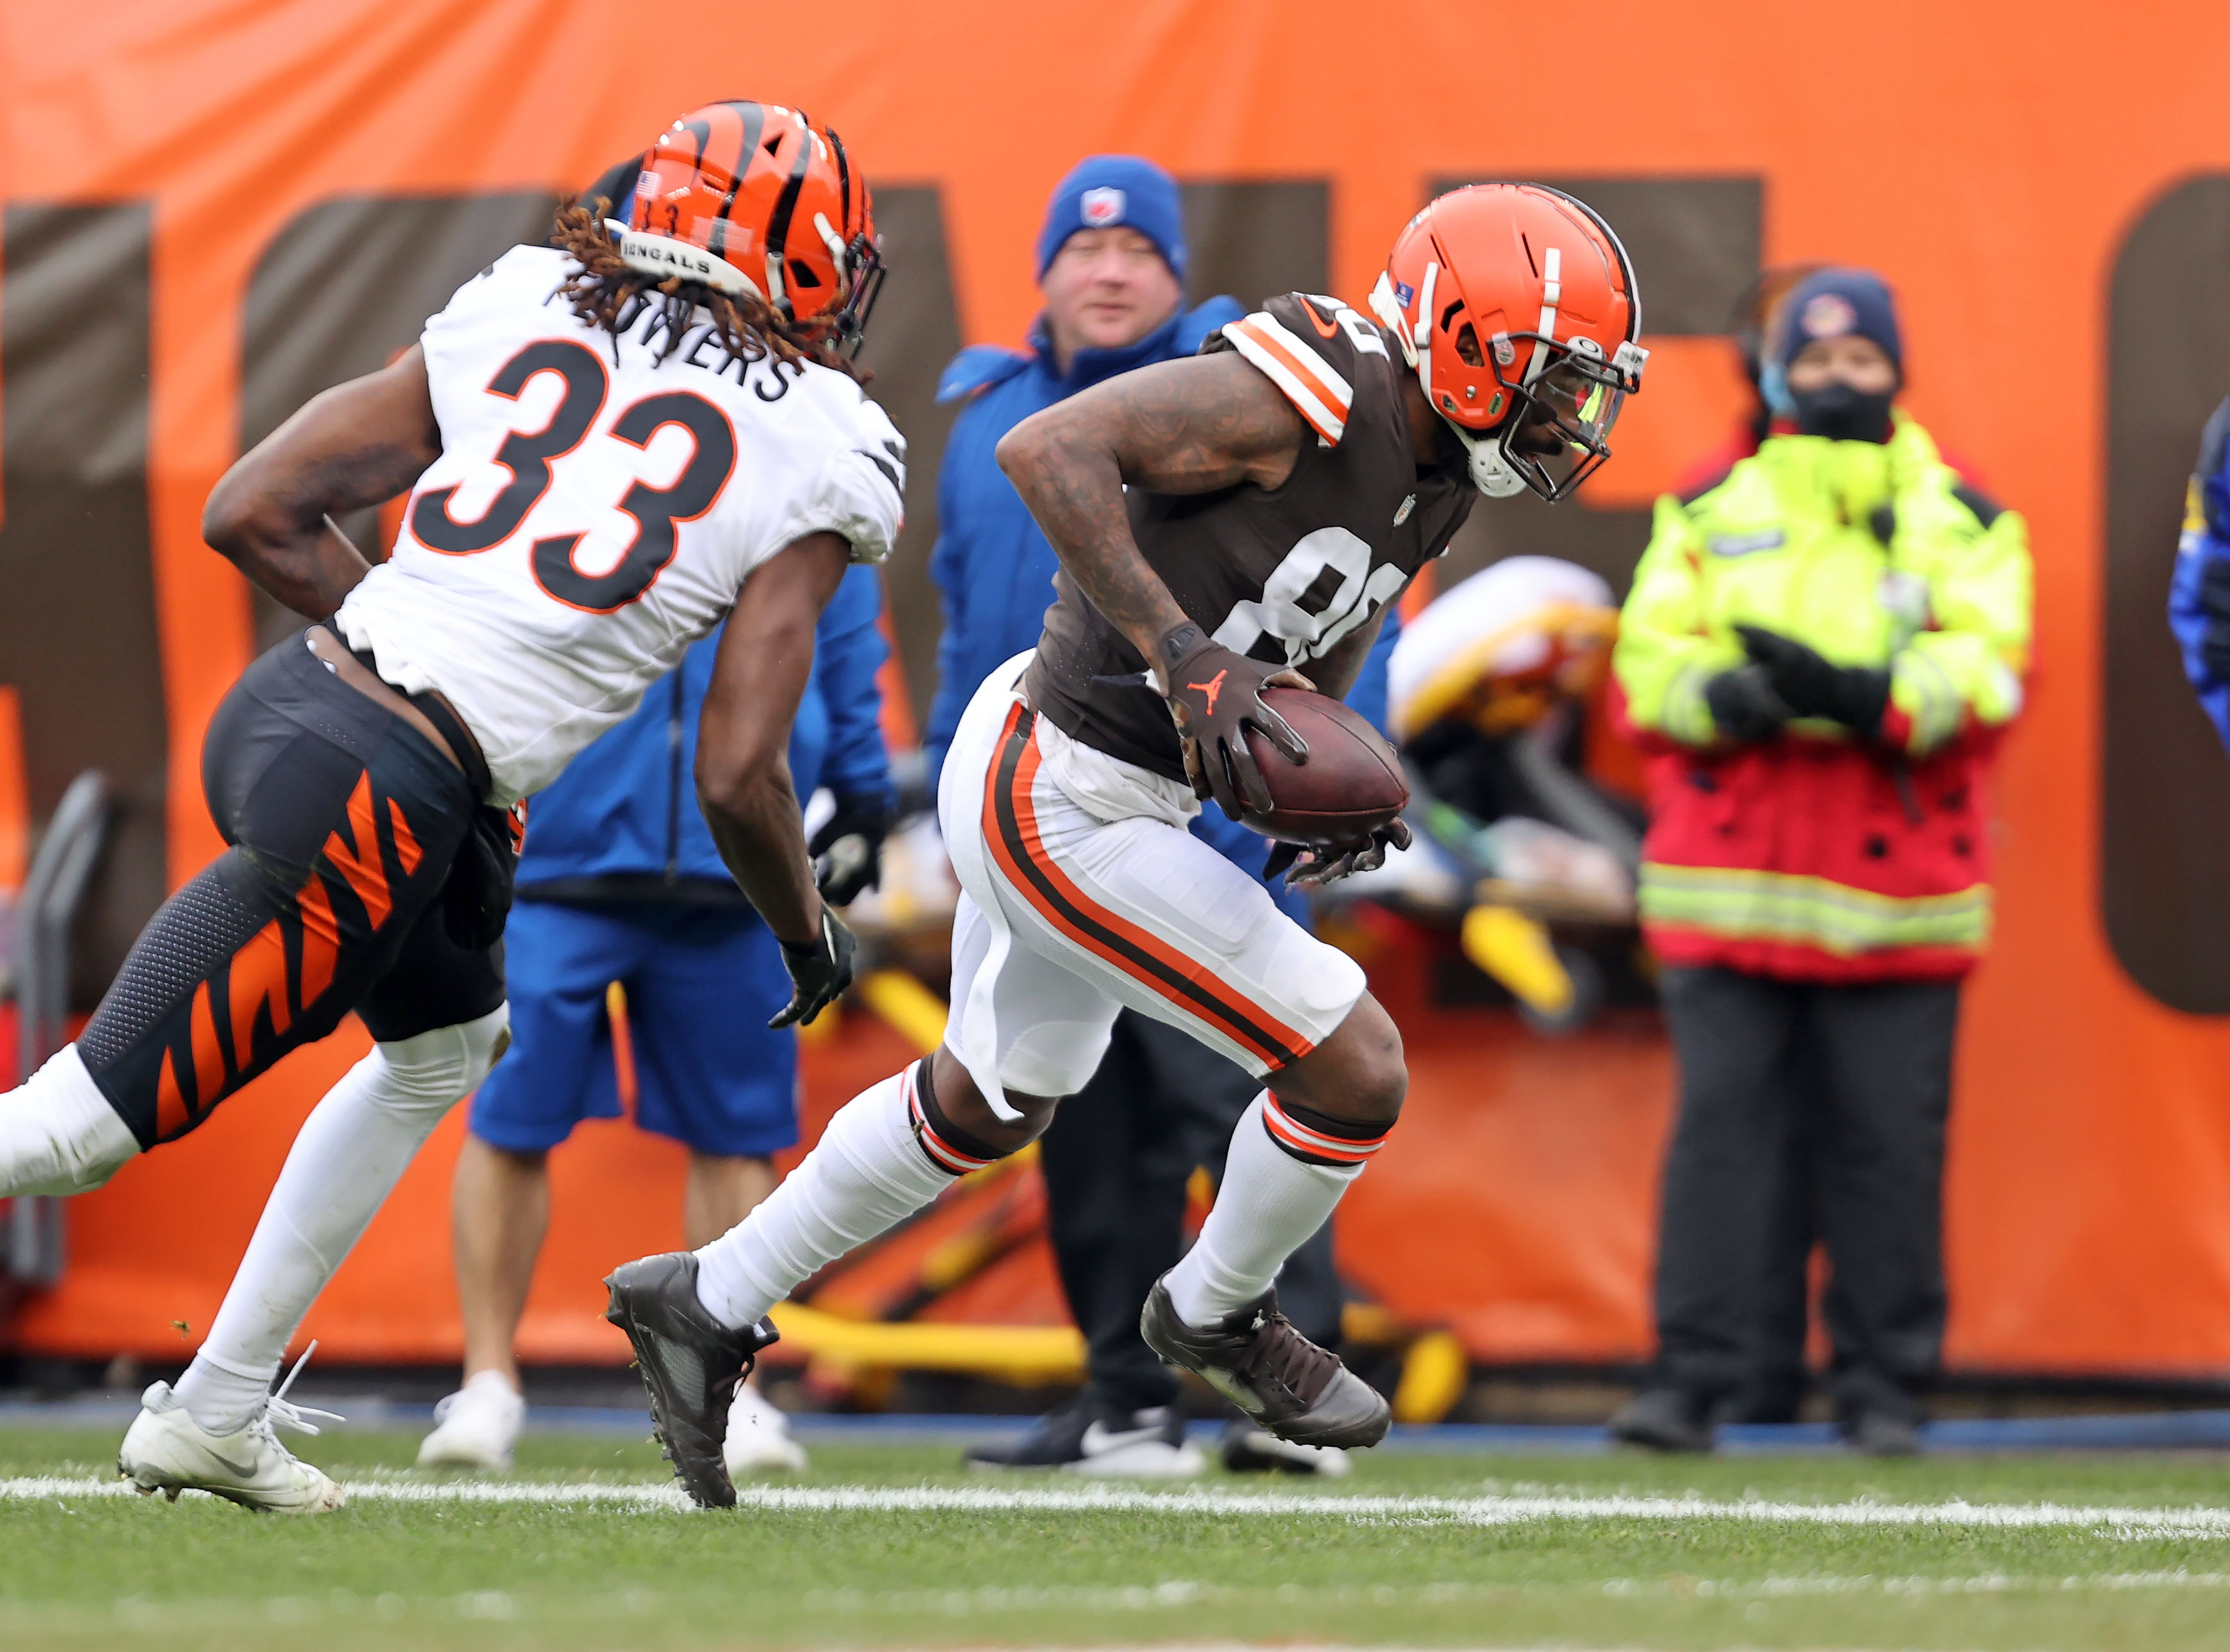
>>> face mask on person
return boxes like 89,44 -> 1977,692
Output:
1790,380 -> 1895,444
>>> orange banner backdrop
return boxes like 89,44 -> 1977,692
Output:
8,0 -> 2230,1377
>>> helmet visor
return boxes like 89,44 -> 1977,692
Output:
1500,351 -> 1630,501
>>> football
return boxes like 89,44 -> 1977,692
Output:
1238,686 -> 1410,845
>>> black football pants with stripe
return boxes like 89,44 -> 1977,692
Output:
75,631 -> 505,1148
1039,1009 -> 1344,1416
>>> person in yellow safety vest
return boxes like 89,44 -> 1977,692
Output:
1607,268 -> 2031,1457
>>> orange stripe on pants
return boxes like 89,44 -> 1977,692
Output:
227,918 -> 293,1071
322,772 -> 393,927
981,706 -> 1312,1070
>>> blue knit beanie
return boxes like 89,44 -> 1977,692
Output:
1775,267 -> 1901,374
1036,156 -> 1186,283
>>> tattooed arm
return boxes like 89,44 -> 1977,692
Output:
204,344 -> 443,619
994,350 -> 1306,684
997,352 -> 1316,818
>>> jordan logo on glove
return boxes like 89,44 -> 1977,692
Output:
1187,670 -> 1228,715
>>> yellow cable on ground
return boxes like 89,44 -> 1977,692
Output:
858,968 -> 950,1055
769,1302 -> 1085,1387
1461,905 -> 1574,1016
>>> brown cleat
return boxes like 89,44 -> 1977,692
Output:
1141,1278 -> 1390,1450
603,1252 -> 777,1509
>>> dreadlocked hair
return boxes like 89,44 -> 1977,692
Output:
550,197 -> 869,384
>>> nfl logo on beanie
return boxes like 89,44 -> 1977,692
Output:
1036,156 -> 1187,281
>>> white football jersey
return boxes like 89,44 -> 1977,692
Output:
334,245 -> 905,803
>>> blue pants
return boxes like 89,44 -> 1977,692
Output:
468,900 -> 799,1158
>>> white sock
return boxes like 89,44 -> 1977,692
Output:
694,1065 -> 972,1329
168,1348 -> 275,1437
459,1368 -> 521,1399
175,1007 -> 509,1436
0,1046 -> 139,1197
1163,1092 -> 1384,1327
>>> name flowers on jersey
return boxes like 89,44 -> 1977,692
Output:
577,288 -> 833,409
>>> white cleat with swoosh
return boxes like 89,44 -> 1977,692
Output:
117,1359 -> 345,1514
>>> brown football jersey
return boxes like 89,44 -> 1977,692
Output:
1026,292 -> 1475,781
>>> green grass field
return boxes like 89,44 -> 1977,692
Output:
4,1424 -> 2229,1650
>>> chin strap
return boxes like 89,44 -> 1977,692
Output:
1462,437 -> 1531,497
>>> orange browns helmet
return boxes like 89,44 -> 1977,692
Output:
1369,184 -> 1645,503
618,100 -> 883,352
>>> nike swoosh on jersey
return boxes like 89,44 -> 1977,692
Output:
1298,296 -> 1340,339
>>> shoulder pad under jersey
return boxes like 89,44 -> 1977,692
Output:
1211,292 -> 1396,447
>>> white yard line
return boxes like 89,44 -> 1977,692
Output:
790,1570 -> 2230,1612
6,1474 -> 2230,1539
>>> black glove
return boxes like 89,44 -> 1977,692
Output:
2198,558 -> 2230,683
1264,816 -> 1412,888
1736,624 -> 1889,738
810,795 -> 892,908
441,801 -> 527,952
1157,622 -> 1308,822
770,906 -> 857,1030
1702,665 -> 1792,744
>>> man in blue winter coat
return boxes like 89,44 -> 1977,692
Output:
936,156 -> 1397,1478
418,565 -> 894,1479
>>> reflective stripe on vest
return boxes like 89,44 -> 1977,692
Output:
1638,862 -> 1992,956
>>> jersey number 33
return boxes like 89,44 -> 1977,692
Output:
409,339 -> 737,615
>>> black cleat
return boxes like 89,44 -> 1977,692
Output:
603,1253 -> 777,1509
964,1395 -> 1203,1477
1140,1279 -> 1389,1450
1609,1386 -> 1715,1454
1843,1408 -> 1924,1458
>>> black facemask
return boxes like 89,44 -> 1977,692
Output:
1791,380 -> 1895,444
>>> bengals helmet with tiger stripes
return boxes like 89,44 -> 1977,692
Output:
617,100 -> 883,352
1370,184 -> 1645,503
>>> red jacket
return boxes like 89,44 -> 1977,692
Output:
1611,418 -> 2033,983
1617,684 -> 2004,982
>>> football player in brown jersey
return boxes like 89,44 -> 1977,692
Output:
606,184 -> 1645,1507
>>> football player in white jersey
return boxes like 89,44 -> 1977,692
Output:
0,101 -> 902,1510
